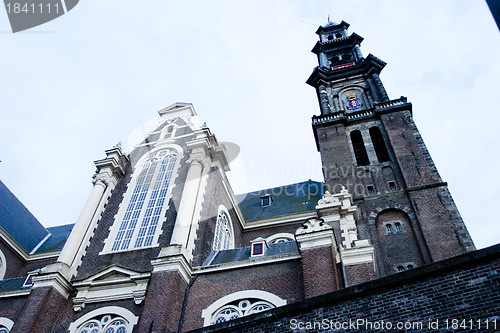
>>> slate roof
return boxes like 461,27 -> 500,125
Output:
0,277 -> 28,293
209,241 -> 299,265
0,180 -> 49,253
236,180 -> 324,222
0,180 -> 73,254
34,223 -> 73,254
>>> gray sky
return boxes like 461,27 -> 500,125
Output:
0,1 -> 499,250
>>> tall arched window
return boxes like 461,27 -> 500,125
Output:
110,148 -> 178,252
213,209 -> 232,251
369,126 -> 390,162
350,130 -> 369,166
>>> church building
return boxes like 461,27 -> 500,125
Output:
0,20 -> 477,333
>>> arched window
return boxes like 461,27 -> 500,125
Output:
394,222 -> 403,233
109,148 -> 178,252
369,127 -> 390,162
350,130 -> 369,166
201,290 -> 286,327
68,307 -> 138,333
212,299 -> 274,324
213,209 -> 232,251
386,224 -> 394,234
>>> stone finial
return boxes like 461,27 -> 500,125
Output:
295,218 -> 332,235
340,186 -> 349,195
317,191 -> 340,206
113,141 -> 122,150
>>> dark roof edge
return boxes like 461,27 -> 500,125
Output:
236,179 -> 324,198
188,243 -> 500,332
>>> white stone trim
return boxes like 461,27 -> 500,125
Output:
201,290 -> 286,327
151,245 -> 192,283
0,318 -> 13,331
0,250 -> 6,280
295,229 -> 336,250
341,245 -> 376,267
31,271 -> 72,298
68,306 -> 138,333
72,266 -> 150,312
101,144 -> 183,254
266,233 -> 294,244
0,289 -> 31,299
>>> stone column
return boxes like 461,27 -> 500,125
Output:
57,177 -> 108,268
170,150 -> 205,248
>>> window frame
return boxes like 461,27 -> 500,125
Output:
212,205 -> 234,251
102,145 -> 183,254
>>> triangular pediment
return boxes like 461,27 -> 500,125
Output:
79,265 -> 148,285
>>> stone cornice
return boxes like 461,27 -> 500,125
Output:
31,270 -> 73,298
151,245 -> 193,283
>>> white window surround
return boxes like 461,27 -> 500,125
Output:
0,250 -> 6,280
266,233 -> 294,244
0,318 -> 13,332
212,205 -> 235,251
201,290 -> 286,327
101,144 -> 183,254
68,306 -> 138,333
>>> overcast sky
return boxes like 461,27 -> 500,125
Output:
1,0 -> 499,250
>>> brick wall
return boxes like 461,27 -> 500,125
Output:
300,247 -> 340,298
181,260 -> 304,332
191,244 -> 500,333
344,262 -> 375,287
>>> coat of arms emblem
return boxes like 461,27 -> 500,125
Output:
346,91 -> 362,111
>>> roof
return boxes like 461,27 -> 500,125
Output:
0,277 -> 28,293
209,241 -> 299,265
34,223 -> 73,254
0,180 -> 49,253
236,180 -> 324,222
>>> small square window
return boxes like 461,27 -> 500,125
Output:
388,181 -> 397,191
252,243 -> 263,255
367,185 -> 375,194
260,195 -> 272,207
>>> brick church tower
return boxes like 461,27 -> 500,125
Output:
306,20 -> 475,277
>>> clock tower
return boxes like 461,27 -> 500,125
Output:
307,21 -> 475,277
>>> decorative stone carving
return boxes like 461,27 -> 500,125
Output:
317,191 -> 341,206
295,218 -> 332,235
